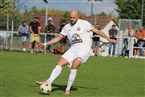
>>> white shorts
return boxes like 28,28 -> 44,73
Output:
62,45 -> 91,67
21,36 -> 27,42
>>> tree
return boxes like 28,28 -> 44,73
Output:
0,0 -> 14,15
96,12 -> 107,16
0,0 -> 28,30
115,0 -> 145,26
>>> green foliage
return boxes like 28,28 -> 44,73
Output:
115,0 -> 145,26
0,0 -> 29,30
0,0 -> 14,15
0,14 -> 7,29
96,12 -> 107,16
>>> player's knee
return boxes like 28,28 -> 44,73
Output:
56,60 -> 61,65
56,60 -> 64,67
56,58 -> 68,67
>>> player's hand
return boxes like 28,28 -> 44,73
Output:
39,43 -> 45,47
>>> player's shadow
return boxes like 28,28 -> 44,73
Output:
51,84 -> 99,92
51,83 -> 78,92
74,85 -> 100,90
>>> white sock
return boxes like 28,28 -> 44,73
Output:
47,65 -> 62,84
66,69 -> 77,91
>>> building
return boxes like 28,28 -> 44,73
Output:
33,14 -> 118,56
92,16 -> 119,56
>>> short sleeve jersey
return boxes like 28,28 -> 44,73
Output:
136,30 -> 145,38
29,21 -> 40,34
18,25 -> 29,36
124,29 -> 134,36
60,19 -> 93,47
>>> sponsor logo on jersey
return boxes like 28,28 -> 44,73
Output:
71,34 -> 83,44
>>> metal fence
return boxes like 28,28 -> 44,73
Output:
0,31 -> 59,51
1,30 -> 145,58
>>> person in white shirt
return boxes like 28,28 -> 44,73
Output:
36,9 -> 116,95
122,26 -> 134,57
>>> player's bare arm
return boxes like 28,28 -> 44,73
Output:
40,34 -> 64,47
91,27 -> 117,43
29,26 -> 34,34
38,26 -> 41,35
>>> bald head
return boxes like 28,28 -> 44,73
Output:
70,9 -> 79,17
140,26 -> 144,32
69,9 -> 79,25
128,26 -> 132,29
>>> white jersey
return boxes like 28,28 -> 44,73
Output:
124,29 -> 134,36
61,19 -> 93,47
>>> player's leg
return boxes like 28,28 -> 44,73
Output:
36,57 -> 68,85
45,47 -> 75,85
65,46 -> 91,95
65,58 -> 81,95
47,57 -> 68,83
37,47 -> 75,85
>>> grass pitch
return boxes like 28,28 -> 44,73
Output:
0,51 -> 144,97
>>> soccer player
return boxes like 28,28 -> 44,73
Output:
37,9 -> 116,95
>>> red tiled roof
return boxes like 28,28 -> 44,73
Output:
78,16 -> 116,29
33,13 -> 116,31
95,16 -> 112,29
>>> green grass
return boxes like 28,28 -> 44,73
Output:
0,51 -> 144,97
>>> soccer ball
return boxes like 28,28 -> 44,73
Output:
40,82 -> 52,94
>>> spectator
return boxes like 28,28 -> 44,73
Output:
136,26 -> 145,56
44,20 -> 55,53
92,24 -> 100,56
59,20 -> 67,53
133,30 -> 139,56
18,21 -> 29,52
29,16 -> 41,53
122,26 -> 134,57
108,25 -> 118,57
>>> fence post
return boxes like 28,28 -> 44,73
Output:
10,21 -> 14,50
129,37 -> 134,58
44,33 -> 47,54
